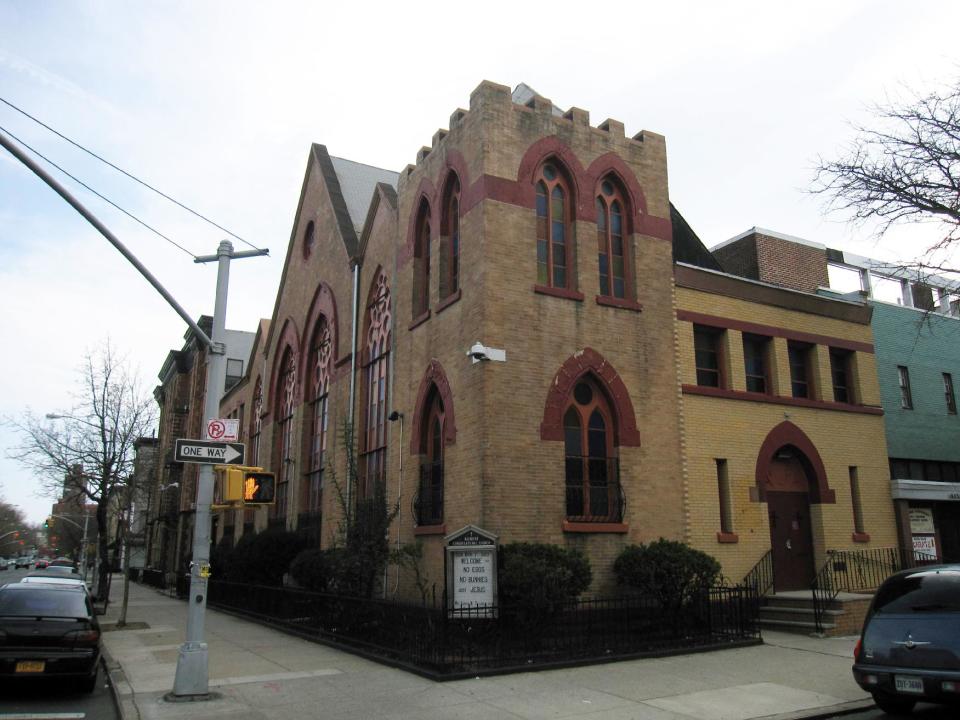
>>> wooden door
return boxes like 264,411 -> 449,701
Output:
768,491 -> 815,591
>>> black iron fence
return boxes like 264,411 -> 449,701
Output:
812,546 -> 941,633
204,580 -> 759,679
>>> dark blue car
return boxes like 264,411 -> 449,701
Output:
853,565 -> 960,715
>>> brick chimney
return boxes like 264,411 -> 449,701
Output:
712,228 -> 829,293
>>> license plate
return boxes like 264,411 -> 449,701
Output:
894,675 -> 924,694
15,660 -> 45,673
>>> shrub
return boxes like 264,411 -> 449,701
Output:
224,529 -> 306,586
289,548 -> 345,592
613,539 -> 721,611
499,543 -> 592,624
209,536 -> 234,580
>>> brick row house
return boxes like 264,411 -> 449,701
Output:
172,81 -> 903,600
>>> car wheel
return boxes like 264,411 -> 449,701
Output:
872,692 -> 916,716
79,670 -> 98,694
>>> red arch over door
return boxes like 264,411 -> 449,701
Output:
755,421 -> 835,504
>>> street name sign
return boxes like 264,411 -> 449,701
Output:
174,439 -> 245,465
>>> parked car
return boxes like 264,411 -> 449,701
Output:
0,558 -> 8,571
853,565 -> 960,714
0,583 -> 100,692
20,572 -> 89,594
49,557 -> 77,569
33,558 -> 48,570
14,557 -> 33,569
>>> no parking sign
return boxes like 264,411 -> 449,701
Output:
206,418 -> 239,442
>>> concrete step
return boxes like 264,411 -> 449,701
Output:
759,617 -> 836,633
763,596 -> 843,611
759,606 -> 844,623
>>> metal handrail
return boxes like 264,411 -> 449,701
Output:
740,549 -> 774,597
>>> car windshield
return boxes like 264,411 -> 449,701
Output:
874,570 -> 960,614
0,587 -> 89,618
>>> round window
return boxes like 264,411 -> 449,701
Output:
601,180 -> 614,196
574,382 -> 593,405
543,164 -> 557,181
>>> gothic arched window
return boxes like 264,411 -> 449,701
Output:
304,318 -> 331,518
413,200 -> 431,318
273,348 -> 296,524
536,161 -> 574,290
564,377 -> 620,521
440,174 -> 460,299
596,177 -> 631,300
360,270 -> 391,499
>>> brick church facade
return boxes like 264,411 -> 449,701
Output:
209,81 -> 897,596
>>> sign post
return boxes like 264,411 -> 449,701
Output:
172,240 -> 266,700
445,525 -> 498,618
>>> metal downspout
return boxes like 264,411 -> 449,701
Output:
347,261 -> 360,512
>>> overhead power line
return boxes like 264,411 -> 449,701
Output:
0,124 -> 196,258
0,95 -> 264,253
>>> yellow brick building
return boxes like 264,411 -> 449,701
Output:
675,261 -> 898,589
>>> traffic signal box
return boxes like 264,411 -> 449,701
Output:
213,465 -> 276,506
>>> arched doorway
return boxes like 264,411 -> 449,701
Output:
765,446 -> 816,591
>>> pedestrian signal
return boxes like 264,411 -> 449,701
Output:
243,471 -> 275,505
213,465 -> 274,505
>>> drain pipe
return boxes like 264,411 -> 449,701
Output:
388,411 -> 404,595
347,261 -> 360,512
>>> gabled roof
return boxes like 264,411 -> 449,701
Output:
330,156 -> 399,235
266,146 -> 398,351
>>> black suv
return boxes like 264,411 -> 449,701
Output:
853,565 -> 960,714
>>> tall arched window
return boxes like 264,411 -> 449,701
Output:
249,376 -> 262,466
564,376 -> 620,522
536,162 -> 572,290
273,348 -> 296,524
304,317 -> 331,529
596,177 -> 630,299
413,200 -> 431,318
360,271 -> 391,499
440,175 -> 460,299
416,391 -> 444,525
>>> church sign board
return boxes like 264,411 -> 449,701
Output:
445,525 -> 498,619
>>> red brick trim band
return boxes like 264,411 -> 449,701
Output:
534,285 -> 585,302
852,532 -> 871,543
716,532 -> 739,544
414,524 -> 446,536
562,521 -> 629,534
435,288 -> 462,315
541,347 -> 641,446
754,421 -> 836,504
682,384 -> 884,415
596,295 -> 643,312
410,359 -> 457,454
676,310 -> 875,354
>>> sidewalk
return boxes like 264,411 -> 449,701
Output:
100,577 -> 874,720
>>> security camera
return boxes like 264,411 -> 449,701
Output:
467,342 -> 488,361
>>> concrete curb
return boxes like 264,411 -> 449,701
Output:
102,640 -> 136,720
764,698 -> 876,720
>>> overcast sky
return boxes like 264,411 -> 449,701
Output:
1,1 -> 958,526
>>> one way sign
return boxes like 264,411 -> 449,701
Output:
174,439 -> 245,465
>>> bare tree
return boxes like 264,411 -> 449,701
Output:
0,498 -> 30,558
5,342 -> 156,601
813,80 -> 960,275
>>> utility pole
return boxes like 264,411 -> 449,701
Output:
171,240 -> 266,698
